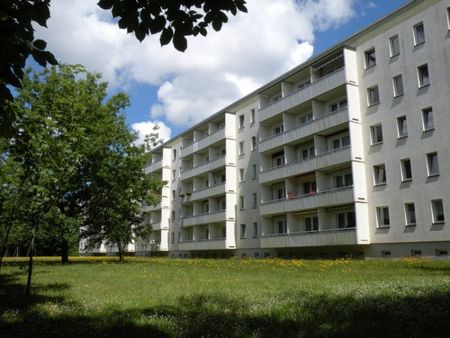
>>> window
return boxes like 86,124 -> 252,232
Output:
342,135 -> 350,147
447,7 -> 450,30
171,232 -> 175,244
329,99 -> 348,113
431,199 -> 445,223
273,124 -> 283,135
400,158 -> 412,181
252,193 -> 257,208
304,181 -> 316,195
253,223 -> 258,238
393,75 -> 404,97
221,174 -> 226,182
373,164 -> 386,185
239,141 -> 244,155
172,190 -> 176,199
397,116 -> 407,138
250,108 -> 255,124
252,164 -> 257,179
376,207 -> 390,227
414,22 -> 425,45
240,195 -> 245,209
338,212 -> 356,228
367,86 -> 380,106
171,211 -> 176,222
299,113 -> 313,124
336,173 -> 353,188
251,136 -> 256,151
370,124 -> 383,144
240,224 -> 246,238
417,64 -> 430,87
172,169 -> 176,181
272,152 -> 285,167
422,107 -> 434,131
404,203 -> 416,226
305,216 -> 319,232
389,34 -> 400,56
427,152 -> 439,176
239,115 -> 244,128
172,149 -> 176,161
364,48 -> 376,68
239,168 -> 244,182
277,220 -> 287,234
302,146 -> 315,159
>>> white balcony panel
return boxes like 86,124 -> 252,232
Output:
314,108 -> 349,133
182,210 -> 227,227
316,187 -> 354,208
181,156 -> 226,180
178,239 -> 227,251
145,160 -> 163,174
259,68 -> 346,123
310,68 -> 346,98
315,146 -> 351,170
190,183 -> 226,201
260,228 -> 357,248
260,195 -> 316,216
181,129 -> 226,158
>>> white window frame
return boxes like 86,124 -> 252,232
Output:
404,203 -> 416,226
239,168 -> 244,182
250,108 -> 255,125
417,64 -> 430,88
373,164 -> 387,186
367,86 -> 380,106
447,7 -> 450,30
413,22 -> 425,45
370,124 -> 383,145
393,74 -> 404,97
389,34 -> 400,57
239,141 -> 244,156
364,48 -> 376,69
252,164 -> 257,179
240,224 -> 246,238
422,107 -> 434,131
396,115 -> 407,138
427,152 -> 439,177
431,199 -> 445,224
376,206 -> 390,228
238,115 -> 244,129
400,158 -> 412,182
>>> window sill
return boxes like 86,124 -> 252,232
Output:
371,141 -> 383,146
405,223 -> 416,228
401,178 -> 412,183
394,93 -> 404,98
432,221 -> 445,225
427,174 -> 440,178
377,225 -> 390,229
368,102 -> 380,108
397,135 -> 408,139
414,41 -> 425,47
418,83 -> 430,89
390,53 -> 400,58
365,64 -> 376,70
423,128 -> 434,133
373,183 -> 387,187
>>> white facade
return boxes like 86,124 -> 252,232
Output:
137,0 -> 450,258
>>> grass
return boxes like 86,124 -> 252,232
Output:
1,256 -> 450,337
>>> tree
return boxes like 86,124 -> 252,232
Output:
0,0 -> 247,137
81,98 -> 163,263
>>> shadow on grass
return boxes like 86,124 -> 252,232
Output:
1,271 -> 450,338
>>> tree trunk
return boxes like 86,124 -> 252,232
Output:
118,243 -> 124,263
61,238 -> 69,265
25,224 -> 36,297
0,221 -> 14,272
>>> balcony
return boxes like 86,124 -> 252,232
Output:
260,227 -> 357,248
180,155 -> 226,181
260,186 -> 354,216
260,146 -> 351,184
259,67 -> 346,122
259,107 -> 349,153
189,183 -> 226,202
178,238 -> 227,251
181,128 -> 226,158
145,159 -> 163,174
182,210 -> 227,226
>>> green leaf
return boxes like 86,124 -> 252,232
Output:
33,39 -> 47,50
173,33 -> 187,52
160,27 -> 173,46
97,0 -> 115,10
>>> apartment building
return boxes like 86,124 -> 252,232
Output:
130,0 -> 450,258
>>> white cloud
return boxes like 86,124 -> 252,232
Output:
36,0 -> 356,129
131,121 -> 172,147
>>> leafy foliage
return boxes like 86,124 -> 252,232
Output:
0,0 -> 247,137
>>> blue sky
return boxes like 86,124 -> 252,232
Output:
35,0 -> 408,142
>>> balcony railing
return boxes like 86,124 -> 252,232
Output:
260,226 -> 357,248
181,209 -> 227,226
259,67 -> 346,122
180,127 -> 226,157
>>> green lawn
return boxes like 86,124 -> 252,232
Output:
1,257 -> 450,337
